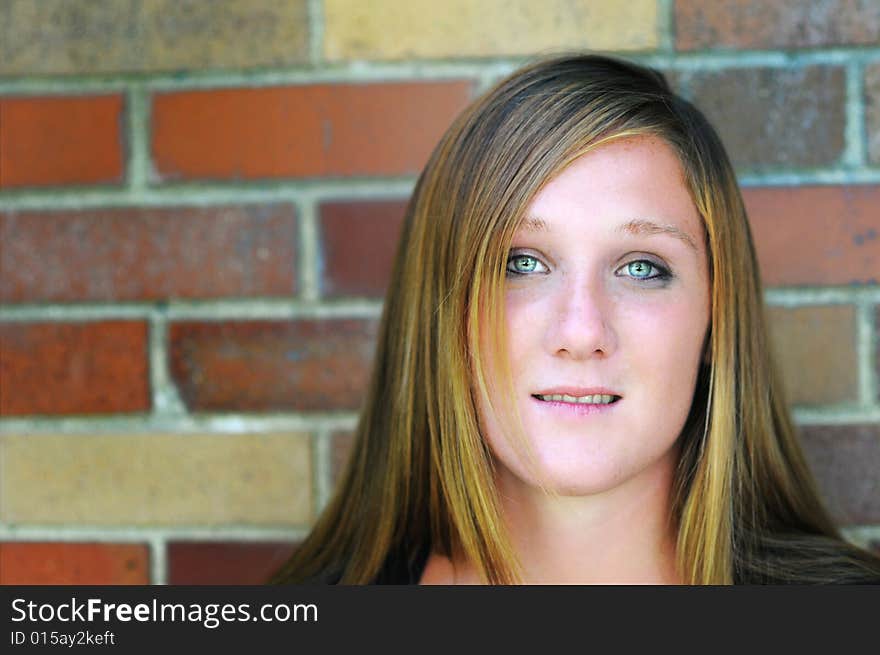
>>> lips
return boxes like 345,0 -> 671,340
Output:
532,387 -> 622,403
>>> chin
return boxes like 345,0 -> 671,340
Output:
500,455 -> 630,497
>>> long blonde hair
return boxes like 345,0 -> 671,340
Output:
271,54 -> 880,585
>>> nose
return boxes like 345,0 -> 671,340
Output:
544,274 -> 617,360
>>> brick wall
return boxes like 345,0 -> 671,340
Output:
0,0 -> 878,585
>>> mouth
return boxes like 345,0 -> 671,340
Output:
531,393 -> 622,406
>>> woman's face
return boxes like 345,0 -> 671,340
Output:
480,135 -> 711,498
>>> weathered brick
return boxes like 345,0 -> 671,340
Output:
674,66 -> 845,170
324,0 -> 658,60
169,320 -> 378,412
320,200 -> 408,298
0,95 -> 124,189
0,321 -> 149,417
744,185 -> 880,287
152,82 -> 474,182
867,63 -> 880,165
766,306 -> 858,406
167,541 -> 297,585
331,431 -> 355,487
0,543 -> 149,585
0,433 -> 311,525
799,424 -> 880,525
0,205 -> 298,303
0,0 -> 309,76
675,0 -> 880,50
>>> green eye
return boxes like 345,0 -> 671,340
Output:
627,261 -> 655,278
620,259 -> 672,283
507,255 -> 540,274
513,256 -> 537,272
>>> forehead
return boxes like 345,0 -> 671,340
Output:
522,135 -> 704,243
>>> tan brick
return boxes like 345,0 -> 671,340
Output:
766,306 -> 858,407
0,433 -> 312,526
867,63 -> 880,165
323,0 -> 658,60
675,0 -> 880,51
0,0 -> 309,76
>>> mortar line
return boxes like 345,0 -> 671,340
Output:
764,286 -> 880,306
657,0 -> 676,54
149,535 -> 167,585
148,307 -> 187,417
844,59 -> 868,168
0,413 -> 360,436
126,84 -> 151,192
0,526 -> 311,541
0,299 -> 384,321
1,48 -> 879,94
307,0 -> 324,66
792,407 -> 880,425
0,178 -> 417,211
297,195 -> 321,302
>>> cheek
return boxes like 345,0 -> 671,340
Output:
619,295 -> 709,413
502,290 -> 550,369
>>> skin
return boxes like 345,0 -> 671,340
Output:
422,135 -> 711,584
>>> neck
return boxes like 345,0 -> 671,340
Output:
470,447 -> 682,584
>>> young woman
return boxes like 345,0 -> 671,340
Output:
270,54 -> 880,585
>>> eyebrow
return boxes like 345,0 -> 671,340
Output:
520,215 -> 698,252
616,218 -> 698,252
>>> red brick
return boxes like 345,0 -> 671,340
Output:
799,424 -> 880,525
169,320 -> 378,412
0,321 -> 150,416
151,81 -> 474,182
0,542 -> 148,585
675,66 -> 845,169
167,541 -> 297,585
0,95 -> 124,189
744,185 -> 880,287
320,200 -> 408,297
0,205 -> 298,303
331,431 -> 355,487
675,0 -> 880,51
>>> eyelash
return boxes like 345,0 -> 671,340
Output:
505,252 -> 673,282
